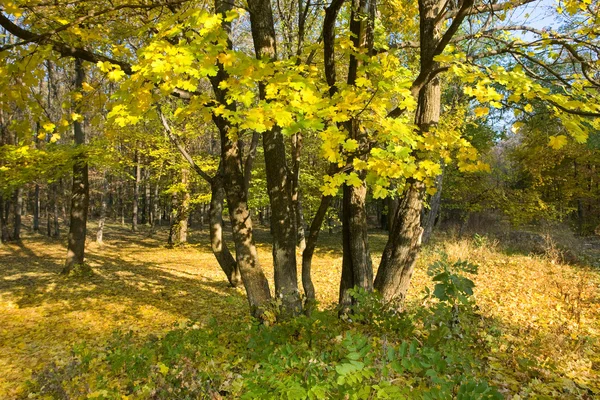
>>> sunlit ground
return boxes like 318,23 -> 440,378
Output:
1,219 -> 599,397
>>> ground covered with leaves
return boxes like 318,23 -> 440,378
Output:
1,222 -> 599,399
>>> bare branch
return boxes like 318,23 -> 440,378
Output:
156,103 -> 215,183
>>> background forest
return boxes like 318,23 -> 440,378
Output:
0,0 -> 599,398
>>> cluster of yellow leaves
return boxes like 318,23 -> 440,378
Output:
445,58 -> 599,149
97,8 -> 496,201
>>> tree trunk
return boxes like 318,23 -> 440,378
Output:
96,172 -> 108,244
132,151 -> 140,232
210,171 -> 242,287
374,180 -> 425,303
301,195 -> 332,314
178,169 -> 190,243
339,181 -> 373,312
33,184 -> 40,232
338,0 -> 375,312
13,187 -> 22,241
0,195 -> 8,244
53,185 -> 60,237
421,167 -> 444,244
291,133 -> 306,250
168,193 -> 178,245
374,0 -> 443,302
152,182 -> 159,232
60,178 -> 68,226
247,0 -> 302,317
46,187 -> 52,237
63,58 -> 90,274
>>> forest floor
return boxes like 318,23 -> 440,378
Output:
1,220 -> 599,398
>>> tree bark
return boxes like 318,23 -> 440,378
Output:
33,184 -> 40,232
210,171 -> 241,287
211,0 -> 271,318
152,181 -> 160,232
216,111 -> 272,317
338,0 -> 375,312
178,169 -> 190,243
0,195 -> 8,244
46,186 -> 52,237
339,181 -> 373,312
374,180 -> 426,303
374,0 -> 444,303
96,172 -> 108,244
301,195 -> 332,314
421,167 -> 444,244
53,184 -> 60,237
63,58 -> 90,274
247,0 -> 302,317
291,132 -> 306,250
13,187 -> 22,241
132,150 -> 140,232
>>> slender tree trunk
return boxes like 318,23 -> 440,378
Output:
63,58 -> 90,274
142,167 -> 150,225
301,195 -> 332,314
291,132 -> 306,250
119,182 -> 125,226
210,171 -> 241,287
53,184 -> 59,237
46,187 -> 52,237
132,151 -> 140,232
61,179 -> 68,226
152,182 -> 159,232
178,169 -> 190,243
13,188 -> 22,241
421,167 -> 444,244
0,195 -> 8,244
168,193 -> 177,245
96,172 -> 108,244
33,184 -> 40,232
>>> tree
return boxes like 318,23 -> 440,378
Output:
63,58 -> 90,274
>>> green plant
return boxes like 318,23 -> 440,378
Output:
426,254 -> 478,307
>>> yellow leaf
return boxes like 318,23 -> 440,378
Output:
158,362 -> 169,375
548,135 -> 567,150
107,68 -> 125,82
42,122 -> 56,132
511,122 -> 524,133
474,107 -> 489,117
355,77 -> 370,87
82,82 -> 94,92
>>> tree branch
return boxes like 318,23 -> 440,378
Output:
156,103 -> 215,183
444,0 -> 537,19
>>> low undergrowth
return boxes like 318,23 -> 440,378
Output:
2,226 -> 599,398
26,257 -> 502,399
